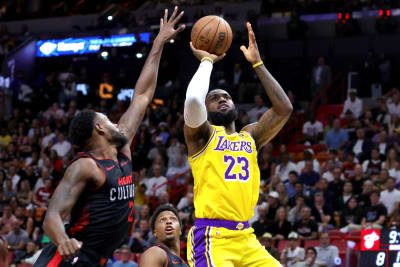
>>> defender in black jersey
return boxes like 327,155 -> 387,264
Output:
139,205 -> 189,267
34,7 -> 185,267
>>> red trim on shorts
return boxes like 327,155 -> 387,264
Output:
47,250 -> 62,267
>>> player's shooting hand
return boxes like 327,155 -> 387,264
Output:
155,6 -> 186,44
58,238 -> 82,262
190,42 -> 226,63
240,22 -> 262,65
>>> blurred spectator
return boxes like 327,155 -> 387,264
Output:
315,232 -> 339,267
340,89 -> 363,119
3,179 -> 17,202
166,155 -> 190,185
266,191 -> 281,220
112,244 -> 138,267
346,128 -> 373,162
362,147 -> 382,175
252,205 -> 273,237
298,160 -> 320,187
0,204 -> 17,231
361,190 -> 387,229
32,178 -> 54,208
324,119 -> 348,150
275,152 -> 298,182
302,114 -> 323,145
144,164 -> 167,198
51,132 -> 71,157
0,128 -> 11,149
17,179 -> 33,206
21,236 -> 50,265
258,232 -> 279,260
293,247 -> 318,267
280,232 -> 305,267
6,218 -> 29,260
340,196 -> 364,233
288,195 -> 306,224
311,193 -> 334,232
310,56 -> 332,103
293,206 -> 318,240
286,171 -> 299,199
247,95 -> 268,123
380,177 -> 400,217
297,150 -> 320,174
129,219 -> 155,253
272,207 -> 292,240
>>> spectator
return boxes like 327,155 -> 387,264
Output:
387,90 -> 400,116
380,177 -> 400,217
0,204 -> 17,232
361,190 -> 387,229
374,129 -> 389,156
383,148 -> 398,173
340,196 -> 364,233
288,195 -> 306,224
310,56 -> 332,103
315,232 -> 339,267
362,147 -> 382,175
17,179 -> 33,206
258,232 -> 279,260
252,205 -> 273,237
41,125 -> 56,148
32,178 -> 54,207
129,219 -> 155,253
327,167 -> 344,197
286,171 -> 299,198
21,236 -> 50,265
177,192 -> 194,220
340,89 -> 363,119
298,160 -> 320,188
0,128 -> 11,149
302,114 -> 323,145
165,154 -> 190,185
112,244 -> 138,267
357,180 -> 373,208
272,206 -> 292,240
311,193 -> 334,232
335,181 -> 354,211
144,164 -> 167,198
51,132 -> 71,157
275,152 -> 298,182
297,150 -> 320,175
7,165 -> 20,192
266,191 -> 281,220
293,247 -> 318,267
248,95 -> 268,123
346,128 -> 373,162
324,119 -> 348,150
280,232 -> 305,267
293,206 -> 318,240
6,218 -> 29,261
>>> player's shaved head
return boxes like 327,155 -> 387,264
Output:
207,89 -> 231,99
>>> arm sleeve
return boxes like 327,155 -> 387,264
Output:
184,60 -> 213,128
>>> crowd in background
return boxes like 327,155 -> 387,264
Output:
0,1 -> 399,267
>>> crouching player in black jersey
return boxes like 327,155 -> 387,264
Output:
34,7 -> 185,267
139,205 -> 188,267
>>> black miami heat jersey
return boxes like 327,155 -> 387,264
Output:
159,245 -> 189,267
34,151 -> 135,267
66,151 -> 135,258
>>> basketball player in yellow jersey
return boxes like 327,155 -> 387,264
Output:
184,22 -> 292,267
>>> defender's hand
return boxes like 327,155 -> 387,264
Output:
240,22 -> 262,65
189,42 -> 226,63
58,238 -> 82,261
155,6 -> 186,44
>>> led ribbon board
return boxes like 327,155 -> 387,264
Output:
36,32 -> 151,57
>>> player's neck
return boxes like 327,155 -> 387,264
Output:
86,143 -> 118,160
161,240 -> 180,257
223,122 -> 236,135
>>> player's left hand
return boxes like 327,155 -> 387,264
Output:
155,6 -> 186,44
240,22 -> 262,65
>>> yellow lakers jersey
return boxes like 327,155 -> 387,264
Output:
189,125 -> 260,221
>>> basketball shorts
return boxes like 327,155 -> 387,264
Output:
187,218 -> 282,267
34,242 -> 108,267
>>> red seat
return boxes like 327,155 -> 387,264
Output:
277,240 -> 289,254
331,239 -> 347,253
312,144 -> 328,153
135,253 -> 142,264
18,264 -> 33,267
8,251 -> 13,264
304,240 -> 320,250
328,230 -> 346,240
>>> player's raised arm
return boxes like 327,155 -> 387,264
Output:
241,22 -> 293,150
118,6 -> 185,145
42,158 -> 100,261
183,43 -> 225,156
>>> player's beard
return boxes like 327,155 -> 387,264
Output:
208,108 -> 238,126
110,128 -> 129,149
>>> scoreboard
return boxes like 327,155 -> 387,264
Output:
359,228 -> 400,267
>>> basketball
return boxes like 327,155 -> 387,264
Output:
191,15 -> 233,56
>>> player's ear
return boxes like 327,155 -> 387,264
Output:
94,120 -> 105,135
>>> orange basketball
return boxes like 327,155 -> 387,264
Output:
191,15 -> 233,56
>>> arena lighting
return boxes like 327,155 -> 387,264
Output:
386,10 -> 391,16
36,32 -> 151,57
135,53 -> 143,59
100,51 -> 109,59
169,39 -> 175,43
107,15 -> 113,21
338,13 -> 342,19
379,9 -> 384,16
